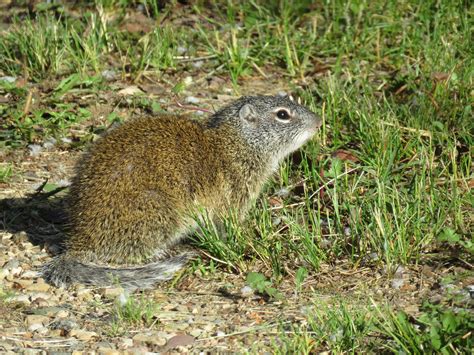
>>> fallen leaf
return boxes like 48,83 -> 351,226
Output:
331,149 -> 359,163
268,196 -> 283,208
431,72 -> 450,83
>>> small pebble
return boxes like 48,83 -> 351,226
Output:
185,96 -> 200,104
177,46 -> 187,55
183,76 -> 193,86
12,232 -> 29,244
101,69 -> 117,81
192,61 -> 204,69
56,310 -> 70,318
100,287 -> 124,299
467,285 -> 474,299
368,252 -> 379,261
271,216 -> 281,226
120,338 -> 134,348
391,278 -> 404,289
25,314 -> 50,326
56,178 -> 71,187
29,292 -> 51,302
394,265 -> 405,276
42,137 -> 57,149
31,297 -> 50,307
28,144 -> 42,157
117,291 -> 129,306
203,323 -> 215,332
70,329 -> 98,341
28,323 -> 45,332
0,76 -> 16,83
9,294 -> 30,304
190,329 -> 202,338
4,259 -> 20,270
10,266 -> 23,277
26,282 -> 50,293
50,318 -> 79,332
0,269 -> 9,280
132,332 -> 167,346
21,270 -> 39,279
14,279 -> 34,288
275,188 -> 290,198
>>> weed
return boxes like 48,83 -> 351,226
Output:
121,27 -> 179,79
0,164 -> 13,183
112,293 -> 158,328
54,73 -> 103,97
374,301 -> 474,354
275,300 -> 375,353
294,267 -> 308,295
0,16 -> 68,80
246,272 -> 282,300
437,227 -> 474,255
190,257 -> 218,277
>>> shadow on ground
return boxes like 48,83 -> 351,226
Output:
0,188 -> 68,254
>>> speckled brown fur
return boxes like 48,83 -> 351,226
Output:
43,95 -> 321,289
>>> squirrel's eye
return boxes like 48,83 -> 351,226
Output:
276,109 -> 290,120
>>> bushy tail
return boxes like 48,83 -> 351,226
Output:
42,254 -> 190,289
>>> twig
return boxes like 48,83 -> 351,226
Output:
252,62 -> 268,78
308,167 -> 360,200
1,336 -> 77,345
174,54 -> 218,62
22,90 -> 33,117
380,121 -> 432,138
198,250 -> 237,271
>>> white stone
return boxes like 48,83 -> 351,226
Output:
185,96 -> 200,104
70,329 -> 98,341
28,144 -> 42,157
391,278 -> 404,289
240,286 -> 254,298
21,270 -> 39,279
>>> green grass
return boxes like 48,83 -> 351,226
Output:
0,0 -> 472,352
0,163 -> 13,183
273,299 -> 473,353
107,293 -> 159,335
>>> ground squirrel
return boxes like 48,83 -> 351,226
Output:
43,95 -> 321,288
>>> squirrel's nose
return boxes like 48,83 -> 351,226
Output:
314,115 -> 323,129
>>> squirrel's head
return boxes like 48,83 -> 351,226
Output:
209,95 -> 321,167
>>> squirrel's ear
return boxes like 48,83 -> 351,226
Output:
239,104 -> 258,122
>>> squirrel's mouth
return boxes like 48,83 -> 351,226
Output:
314,116 -> 323,129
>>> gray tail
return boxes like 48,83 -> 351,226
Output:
42,254 -> 190,290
